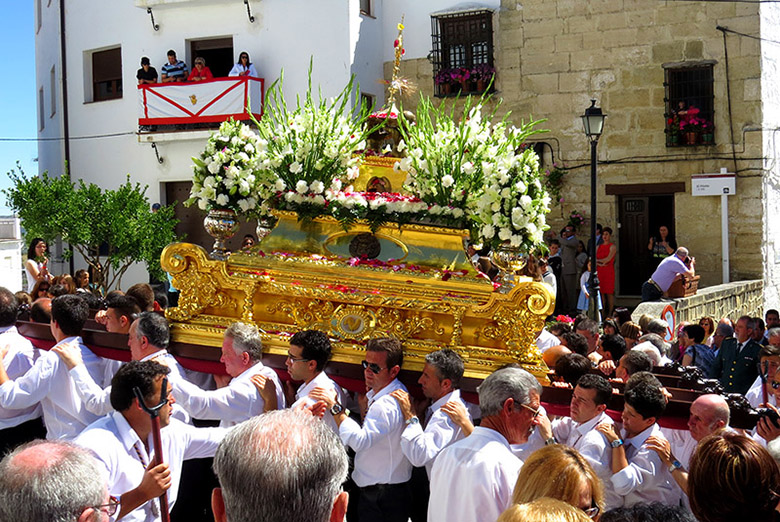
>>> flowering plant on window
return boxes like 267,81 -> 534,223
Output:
470,63 -> 495,81
434,68 -> 457,85
450,67 -> 472,82
543,165 -> 567,204
186,118 -> 265,214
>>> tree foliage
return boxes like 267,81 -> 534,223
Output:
4,164 -> 179,295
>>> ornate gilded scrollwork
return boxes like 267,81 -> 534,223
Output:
374,308 -> 443,340
266,299 -> 335,331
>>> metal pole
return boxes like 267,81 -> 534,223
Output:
721,192 -> 730,283
588,139 -> 601,321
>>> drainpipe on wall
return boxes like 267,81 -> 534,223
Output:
59,0 -> 74,275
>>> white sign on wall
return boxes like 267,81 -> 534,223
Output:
691,168 -> 736,196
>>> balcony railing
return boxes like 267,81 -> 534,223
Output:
137,76 -> 263,130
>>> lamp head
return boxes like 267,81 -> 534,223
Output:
581,99 -> 607,141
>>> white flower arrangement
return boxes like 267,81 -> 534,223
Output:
186,119 -> 267,215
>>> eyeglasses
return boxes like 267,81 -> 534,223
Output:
771,380 -> 780,390
518,402 -> 541,419
582,504 -> 600,519
286,352 -> 310,363
362,360 -> 387,374
94,496 -> 120,517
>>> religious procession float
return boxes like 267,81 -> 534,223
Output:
161,25 -> 556,389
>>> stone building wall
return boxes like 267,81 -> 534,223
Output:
385,0 -> 774,304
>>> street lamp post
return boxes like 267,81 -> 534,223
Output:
581,100 -> 606,322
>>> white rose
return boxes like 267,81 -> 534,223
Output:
452,208 -> 464,218
441,175 -> 455,188
498,228 -> 512,241
520,195 -> 533,209
216,194 -> 229,207
296,180 -> 309,194
197,199 -> 208,210
289,161 -> 303,174
482,224 -> 495,239
310,180 -> 325,194
207,161 -> 221,175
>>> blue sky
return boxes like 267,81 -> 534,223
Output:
0,3 -> 36,214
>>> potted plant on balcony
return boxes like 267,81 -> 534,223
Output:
471,63 -> 496,92
434,68 -> 456,96
700,119 -> 714,144
666,114 -> 680,146
680,117 -> 703,145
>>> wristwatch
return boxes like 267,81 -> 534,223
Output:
406,416 -> 420,426
544,437 -> 558,446
610,439 -> 624,448
668,459 -> 683,473
330,403 -> 345,416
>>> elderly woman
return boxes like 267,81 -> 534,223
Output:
188,57 -> 213,82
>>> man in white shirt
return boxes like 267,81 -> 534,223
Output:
212,409 -> 349,522
76,360 -> 226,522
0,439 -> 115,522
538,373 -> 621,509
285,329 -> 343,432
745,343 -> 780,408
646,394 -> 730,500
311,337 -> 412,522
390,349 -> 468,521
52,312 -> 191,422
596,382 -> 679,507
95,294 -> 141,334
172,322 -> 284,426
0,287 -> 46,454
427,367 -> 543,522
0,294 -> 116,440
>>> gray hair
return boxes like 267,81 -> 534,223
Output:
213,409 -> 348,522
425,349 -> 465,389
675,247 -> 689,258
225,322 -> 264,362
0,440 -> 106,522
768,327 -> 780,340
644,320 -> 668,337
715,323 -> 735,337
632,342 -> 662,366
477,367 -> 542,418
638,332 -> 670,358
134,312 -> 170,349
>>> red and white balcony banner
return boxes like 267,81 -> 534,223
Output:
138,77 -> 263,125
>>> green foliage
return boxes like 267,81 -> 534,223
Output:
4,165 -> 179,295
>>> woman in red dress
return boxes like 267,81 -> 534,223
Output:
596,227 -> 617,317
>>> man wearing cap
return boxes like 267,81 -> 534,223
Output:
137,57 -> 158,84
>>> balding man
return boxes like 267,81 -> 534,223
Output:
646,394 -> 730,499
212,409 -> 348,522
641,247 -> 695,302
0,440 -> 115,522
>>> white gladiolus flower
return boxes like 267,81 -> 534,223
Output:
520,195 -> 533,208
525,223 -> 538,235
238,199 -> 250,212
310,180 -> 325,194
207,161 -> 221,175
203,176 -> 217,189
397,140 -> 407,152
289,161 -> 303,174
274,179 -> 286,192
330,179 -> 343,192
198,199 -> 208,210
216,194 -> 229,207
482,224 -> 495,238
498,228 -> 512,241
296,180 -> 309,194
462,162 -> 475,175
510,235 -> 523,247
399,157 -> 413,172
346,166 -> 360,180
452,208 -> 464,218
515,181 -> 527,192
441,175 -> 455,188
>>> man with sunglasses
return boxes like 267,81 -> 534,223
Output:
427,367 -> 543,522
0,439 -> 114,522
311,337 -> 412,522
745,343 -> 780,408
75,360 -> 227,522
286,329 -> 344,432
171,322 -> 285,427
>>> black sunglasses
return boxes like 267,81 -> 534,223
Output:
362,360 -> 387,374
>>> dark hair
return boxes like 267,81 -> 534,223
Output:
238,51 -> 251,64
366,337 -> 403,369
126,283 -> 155,312
603,226 -> 613,235
548,239 -> 560,247
51,295 -> 88,335
601,502 -> 696,522
683,324 -> 706,344
0,287 -> 18,327
425,349 -> 465,389
153,289 -> 168,310
110,360 -> 170,412
548,322 -> 572,337
602,318 -> 619,334
106,295 -> 141,323
754,317 -> 766,331
555,353 -> 592,386
141,56 -> 150,65
78,292 -> 101,310
624,371 -> 663,394
767,309 -> 779,319
624,382 -> 666,420
134,312 -> 169,349
575,373 -> 612,406
74,269 -> 89,288
613,307 -> 632,326
561,332 -> 589,356
48,284 -> 69,298
167,49 -> 176,57
622,350 -> 652,376
30,298 -> 51,323
575,318 -> 599,336
689,432 -> 780,522
26,238 -> 47,260
290,330 -> 332,371
600,334 -> 626,361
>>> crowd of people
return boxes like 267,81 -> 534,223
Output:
3,239 -> 780,522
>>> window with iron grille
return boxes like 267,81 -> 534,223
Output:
431,10 -> 495,97
663,62 -> 715,147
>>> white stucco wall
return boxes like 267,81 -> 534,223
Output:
761,2 -> 780,311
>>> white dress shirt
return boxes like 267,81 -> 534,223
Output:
553,411 -> 621,509
611,423 -> 680,507
339,378 -> 412,487
68,350 -> 191,422
292,370 -> 344,433
228,63 -> 258,77
536,329 -> 561,353
0,336 -> 114,440
745,377 -> 776,408
172,361 -> 284,427
0,326 -> 42,429
400,389 -> 468,477
75,411 -> 226,522
428,426 -> 522,522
